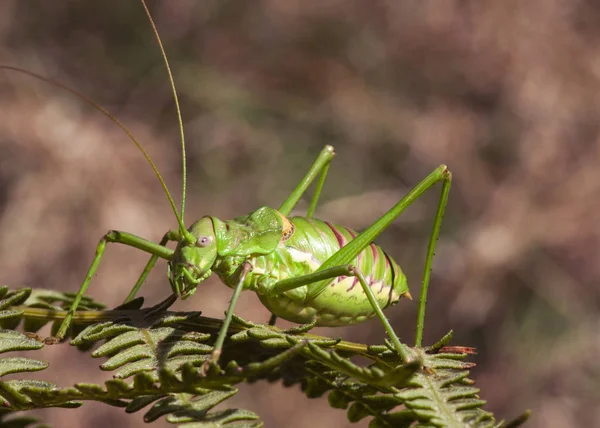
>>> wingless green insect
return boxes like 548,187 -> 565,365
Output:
2,1 -> 451,366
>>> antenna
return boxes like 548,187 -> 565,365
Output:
0,65 -> 191,241
140,0 -> 193,244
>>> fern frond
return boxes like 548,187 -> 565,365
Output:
394,350 -> 495,427
0,286 -> 106,342
24,289 -> 105,336
0,286 -> 82,422
0,286 -> 529,427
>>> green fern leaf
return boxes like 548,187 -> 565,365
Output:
0,288 -> 82,420
0,286 -> 529,427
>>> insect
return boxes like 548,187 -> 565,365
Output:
2,1 -> 451,367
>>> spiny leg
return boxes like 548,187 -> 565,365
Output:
414,170 -> 451,346
307,166 -> 451,344
50,231 -> 175,342
206,261 -> 252,368
312,166 -> 451,276
306,155 -> 331,218
269,265 -> 413,362
275,165 -> 451,352
271,146 -> 334,326
278,145 -> 335,217
123,229 -> 181,303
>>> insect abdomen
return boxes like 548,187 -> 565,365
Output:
255,217 -> 409,326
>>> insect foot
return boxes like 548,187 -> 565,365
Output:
23,332 -> 46,343
200,354 -> 223,377
43,336 -> 62,345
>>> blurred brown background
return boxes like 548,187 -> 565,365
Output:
1,1 -> 599,427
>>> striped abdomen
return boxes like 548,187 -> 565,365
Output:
249,217 -> 410,326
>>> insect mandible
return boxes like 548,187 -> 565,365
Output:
1,0 -> 451,367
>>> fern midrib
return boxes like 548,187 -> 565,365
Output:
417,372 -> 465,428
307,366 -> 396,426
16,306 -> 373,354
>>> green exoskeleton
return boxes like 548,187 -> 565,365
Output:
2,1 -> 451,367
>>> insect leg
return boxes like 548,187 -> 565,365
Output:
50,231 -> 174,342
278,145 -> 335,216
272,145 -> 334,326
123,229 -> 181,303
268,265 -> 413,363
414,169 -> 451,346
304,166 -> 452,346
208,261 -> 253,367
267,313 -> 278,326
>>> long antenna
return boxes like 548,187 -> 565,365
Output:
0,65 -> 190,241
140,0 -> 188,232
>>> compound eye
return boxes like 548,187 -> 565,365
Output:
197,236 -> 213,247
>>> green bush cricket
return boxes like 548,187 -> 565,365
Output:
2,0 -> 451,367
